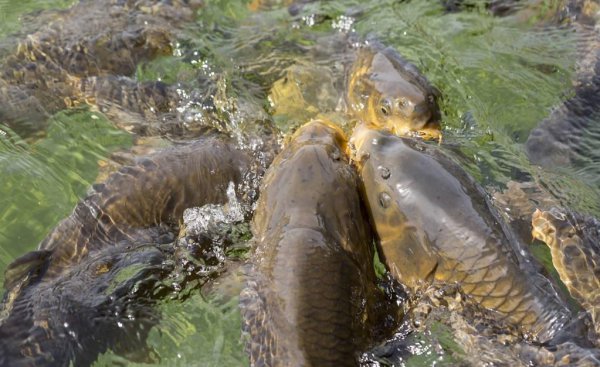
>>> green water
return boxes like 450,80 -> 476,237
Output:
0,0 -> 598,366
0,110 -> 132,281
0,0 -> 74,37
94,293 -> 247,367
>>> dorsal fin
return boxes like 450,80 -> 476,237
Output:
3,250 -> 51,291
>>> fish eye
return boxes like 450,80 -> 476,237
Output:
380,99 -> 392,116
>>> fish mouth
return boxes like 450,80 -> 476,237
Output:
386,116 -> 423,135
385,116 -> 441,141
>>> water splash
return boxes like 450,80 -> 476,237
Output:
170,181 -> 252,297
182,182 -> 245,237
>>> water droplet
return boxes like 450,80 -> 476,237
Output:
371,138 -> 379,146
378,192 -> 392,208
378,166 -> 391,179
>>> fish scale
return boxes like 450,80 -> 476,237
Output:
243,120 -> 386,366
532,208 -> 600,343
35,137 -> 251,280
0,136 -> 254,366
351,124 -> 572,342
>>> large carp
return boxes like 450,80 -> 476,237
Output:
350,123 -> 573,343
241,120 -> 385,366
0,136 -> 252,366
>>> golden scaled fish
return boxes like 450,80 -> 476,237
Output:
350,123 -> 572,342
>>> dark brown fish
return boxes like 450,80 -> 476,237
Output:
0,0 -> 203,137
36,137 -> 250,281
242,120 -> 382,366
525,0 -> 600,168
0,135 -> 251,366
351,123 -> 572,342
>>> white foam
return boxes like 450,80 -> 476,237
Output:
183,181 -> 245,237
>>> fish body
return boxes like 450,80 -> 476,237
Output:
532,208 -> 600,341
351,124 -> 571,342
243,120 -> 381,366
0,136 -> 251,366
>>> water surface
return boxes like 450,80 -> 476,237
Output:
0,0 -> 598,365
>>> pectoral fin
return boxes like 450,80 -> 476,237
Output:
378,225 -> 437,288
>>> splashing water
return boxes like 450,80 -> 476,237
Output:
183,182 -> 246,237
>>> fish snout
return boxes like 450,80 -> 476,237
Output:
291,119 -> 348,152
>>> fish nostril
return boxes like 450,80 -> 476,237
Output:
397,99 -> 407,110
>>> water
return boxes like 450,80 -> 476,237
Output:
0,0 -> 73,38
0,0 -> 599,365
0,110 -> 132,282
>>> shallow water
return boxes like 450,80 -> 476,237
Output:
0,0 -> 599,366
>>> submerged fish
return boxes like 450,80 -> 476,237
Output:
242,120 -> 385,366
0,136 -> 252,366
532,207 -> 600,342
525,1 -> 600,168
0,0 -> 203,138
350,123 -> 572,342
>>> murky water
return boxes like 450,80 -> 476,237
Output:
0,0 -> 599,366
